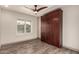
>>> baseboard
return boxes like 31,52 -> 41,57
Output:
63,46 -> 79,52
1,38 -> 38,49
37,37 -> 41,39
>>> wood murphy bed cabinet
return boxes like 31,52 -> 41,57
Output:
41,9 -> 63,48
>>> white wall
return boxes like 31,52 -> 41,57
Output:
37,17 -> 41,38
62,6 -> 79,51
0,8 -> 38,45
0,8 -> 1,46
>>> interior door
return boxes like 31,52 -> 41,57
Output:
41,9 -> 62,48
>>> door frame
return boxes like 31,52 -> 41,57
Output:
59,9 -> 63,48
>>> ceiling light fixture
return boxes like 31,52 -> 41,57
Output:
24,5 -> 47,15
34,11 -> 38,14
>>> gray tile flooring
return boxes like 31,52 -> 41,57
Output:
0,39 -> 79,54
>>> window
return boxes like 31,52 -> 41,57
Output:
25,21 -> 31,33
17,19 -> 31,33
17,19 -> 25,33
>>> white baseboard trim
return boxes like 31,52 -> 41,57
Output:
1,38 -> 38,48
63,46 -> 79,52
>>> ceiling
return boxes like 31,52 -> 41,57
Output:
0,5 -> 63,17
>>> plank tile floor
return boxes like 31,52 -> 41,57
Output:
0,39 -> 79,54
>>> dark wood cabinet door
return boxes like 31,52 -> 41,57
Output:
41,9 -> 62,48
41,15 -> 49,42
